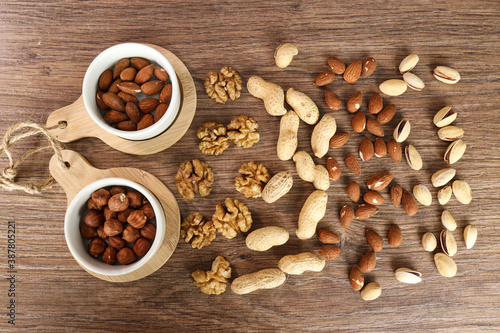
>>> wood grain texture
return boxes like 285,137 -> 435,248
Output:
1,0 -> 500,332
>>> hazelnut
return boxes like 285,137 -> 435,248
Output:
122,226 -> 141,243
133,238 -> 151,256
109,236 -> 125,249
87,198 -> 103,211
102,247 -> 117,265
96,225 -> 108,239
116,247 -> 136,264
92,188 -> 111,206
126,190 -> 143,208
88,238 -> 106,257
142,197 -> 149,205
108,193 -> 130,212
117,208 -> 133,223
127,210 -> 147,229
109,186 -> 126,196
103,219 -> 123,237
140,204 -> 155,221
140,223 -> 156,240
80,224 -> 97,239
84,210 -> 105,228
103,206 -> 117,221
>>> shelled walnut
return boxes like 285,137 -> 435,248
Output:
227,115 -> 260,148
192,256 -> 232,295
174,159 -> 214,199
197,122 -> 230,155
204,66 -> 242,104
212,198 -> 252,239
235,161 -> 270,198
181,213 -> 217,249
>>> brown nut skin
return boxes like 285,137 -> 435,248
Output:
96,225 -> 108,239
108,193 -> 130,212
122,226 -> 141,243
102,247 -> 117,265
116,247 -> 137,265
103,206 -> 117,221
108,236 -> 126,250
318,229 -> 340,244
109,186 -> 126,196
140,223 -> 156,240
117,208 -> 133,223
359,250 -> 376,273
126,190 -> 143,208
103,219 -> 124,237
133,238 -> 152,256
317,245 -> 340,260
140,204 -> 155,221
87,198 -> 103,211
92,188 -> 111,206
127,210 -> 147,229
84,210 -> 105,228
88,238 -> 106,257
80,224 -> 97,239
350,266 -> 364,291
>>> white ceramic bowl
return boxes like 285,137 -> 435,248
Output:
65,178 -> 166,276
82,43 -> 181,141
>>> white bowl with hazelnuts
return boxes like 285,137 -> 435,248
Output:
82,43 -> 181,141
65,177 -> 166,277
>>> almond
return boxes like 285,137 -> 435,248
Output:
390,184 -> 403,207
125,102 -> 141,124
366,229 -> 383,251
102,92 -> 125,111
377,104 -> 396,124
346,91 -> 362,113
329,132 -> 349,149
117,91 -> 138,104
318,229 -> 340,244
130,57 -> 151,70
96,90 -> 108,110
350,267 -> 364,291
138,98 -> 160,113
325,89 -> 341,110
117,120 -> 137,131
99,69 -> 113,91
374,137 -> 387,157
387,140 -> 402,162
367,172 -> 393,191
153,66 -> 169,81
355,204 -> 378,219
314,70 -> 335,86
344,154 -> 361,175
108,78 -> 122,94
120,67 -> 137,81
346,181 -> 360,203
135,64 -> 154,84
113,58 -> 130,79
117,82 -> 141,95
103,110 -> 128,124
317,245 -> 340,260
366,118 -> 385,137
137,114 -> 154,130
326,157 -> 341,180
402,191 -> 418,216
388,224 -> 402,247
363,191 -> 385,206
362,57 -> 376,77
359,138 -> 374,162
340,205 -> 354,227
344,61 -> 362,83
159,83 -> 173,103
154,103 -> 168,123
327,56 -> 346,74
351,111 -> 366,133
141,80 -> 165,96
368,93 -> 383,114
359,250 -> 376,273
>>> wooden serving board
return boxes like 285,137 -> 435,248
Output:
49,150 -> 180,282
46,44 -> 196,155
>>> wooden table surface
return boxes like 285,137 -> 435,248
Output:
1,1 -> 500,332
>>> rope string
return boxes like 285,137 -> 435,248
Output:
0,121 -> 67,195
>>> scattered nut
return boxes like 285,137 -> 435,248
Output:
441,210 -> 457,231
344,154 -> 361,175
314,70 -> 335,86
379,79 -> 407,96
327,56 -> 346,74
205,67 -> 242,103
296,190 -> 328,239
317,245 -> 340,260
433,106 -> 457,127
318,229 -> 340,244
433,66 -> 461,84
464,225 -> 478,249
346,181 -> 361,203
235,161 -> 270,198
431,168 -> 456,187
350,267 -> 364,291
262,171 -> 293,203
437,126 -> 464,141
279,252 -> 326,275
399,54 -> 419,73
359,250 -> 376,273
440,229 -> 457,257
413,184 -> 432,206
181,213 -> 216,249
212,198 -> 252,239
390,184 -> 403,207
192,256 -> 231,295
366,229 -> 383,251
286,88 -> 320,125
438,185 -> 453,205
346,91 -> 362,113
274,43 -> 298,68
434,253 -> 457,277
422,232 -> 437,251
175,159 -> 214,199
361,282 -> 382,301
231,268 -> 285,295
444,140 -> 467,164
403,72 -> 425,91
395,268 -> 422,284
197,122 -> 230,155
340,205 -> 354,227
325,89 -> 342,110
388,224 -> 403,247
227,115 -> 260,148
452,180 -> 472,204
393,119 -> 411,143
246,226 -> 289,251
311,114 -> 337,158
247,76 -> 286,116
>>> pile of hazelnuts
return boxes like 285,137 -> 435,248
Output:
80,186 -> 156,265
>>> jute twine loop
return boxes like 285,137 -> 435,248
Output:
0,121 -> 68,195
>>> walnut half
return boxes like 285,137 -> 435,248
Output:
197,122 -> 230,155
192,256 -> 232,295
180,213 -> 216,249
204,66 -> 242,104
174,159 -> 214,199
212,198 -> 252,239
235,161 -> 270,198
227,115 -> 260,148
